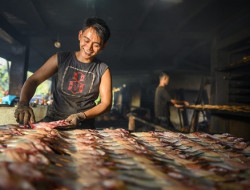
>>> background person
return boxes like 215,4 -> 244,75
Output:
154,72 -> 189,130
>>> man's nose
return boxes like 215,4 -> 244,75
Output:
86,43 -> 93,51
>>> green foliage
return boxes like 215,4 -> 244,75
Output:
0,63 -> 9,97
27,71 -> 51,96
0,59 -> 51,98
95,94 -> 101,105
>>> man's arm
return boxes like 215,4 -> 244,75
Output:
19,54 -> 58,102
15,54 -> 58,124
171,99 -> 189,108
66,69 -> 112,125
84,68 -> 112,118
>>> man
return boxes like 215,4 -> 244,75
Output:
154,72 -> 189,130
14,17 -> 112,129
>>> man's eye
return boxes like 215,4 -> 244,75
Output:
84,39 -> 89,43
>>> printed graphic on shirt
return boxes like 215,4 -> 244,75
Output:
61,66 -> 95,97
68,72 -> 85,94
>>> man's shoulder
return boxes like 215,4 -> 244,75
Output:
156,86 -> 166,91
57,51 -> 72,58
92,58 -> 109,72
93,57 -> 108,66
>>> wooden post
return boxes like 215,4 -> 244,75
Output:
128,115 -> 135,131
0,15 -> 29,96
9,44 -> 29,96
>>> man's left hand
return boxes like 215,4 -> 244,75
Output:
65,112 -> 87,126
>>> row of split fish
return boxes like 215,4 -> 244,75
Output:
0,124 -> 250,190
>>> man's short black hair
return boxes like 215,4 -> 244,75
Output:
82,17 -> 111,46
159,71 -> 169,80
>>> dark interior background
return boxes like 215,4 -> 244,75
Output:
1,0 -> 250,87
1,0 -> 250,139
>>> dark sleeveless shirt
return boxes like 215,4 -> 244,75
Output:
44,51 -> 109,124
154,86 -> 171,118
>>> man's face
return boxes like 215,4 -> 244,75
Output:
78,27 -> 103,62
163,76 -> 169,85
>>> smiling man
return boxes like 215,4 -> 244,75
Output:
14,17 -> 112,129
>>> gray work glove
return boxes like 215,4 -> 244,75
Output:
65,112 -> 87,126
14,101 -> 36,124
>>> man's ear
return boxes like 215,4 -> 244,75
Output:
78,30 -> 83,40
102,42 -> 107,50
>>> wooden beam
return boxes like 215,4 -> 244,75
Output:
29,0 -> 48,30
0,13 -> 28,45
172,40 -> 209,69
216,26 -> 250,50
119,0 -> 158,57
177,0 -> 213,29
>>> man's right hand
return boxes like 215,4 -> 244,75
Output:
14,101 -> 36,124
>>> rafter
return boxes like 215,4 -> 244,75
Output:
0,13 -> 28,45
